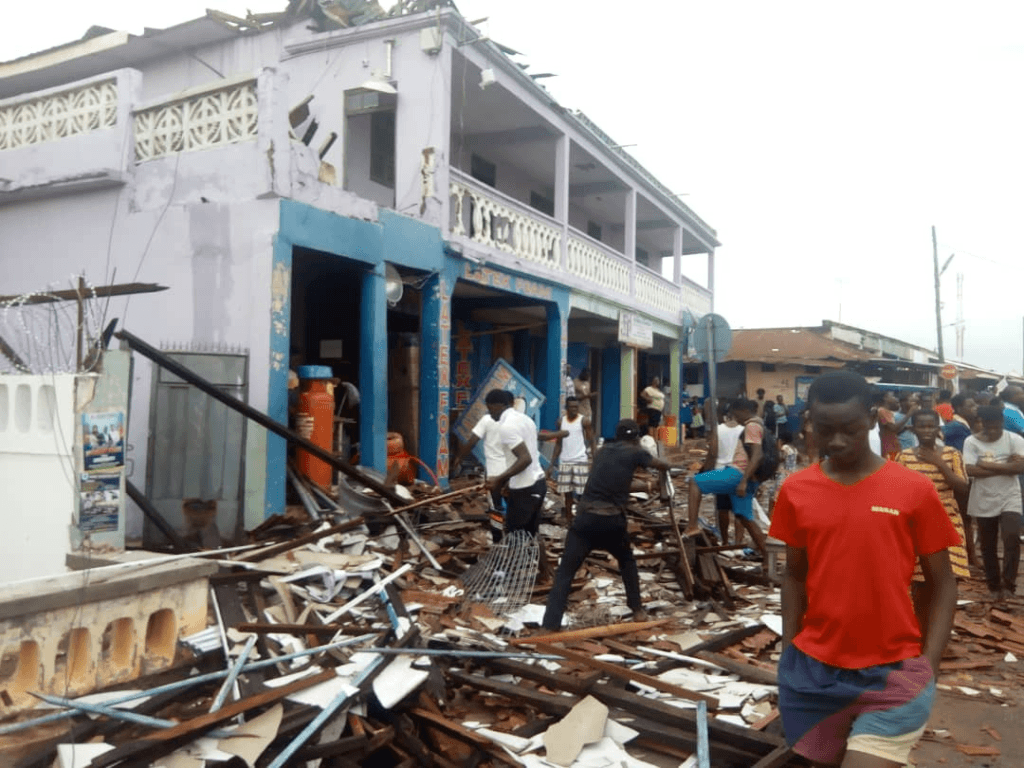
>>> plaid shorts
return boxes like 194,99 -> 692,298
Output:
556,459 -> 589,495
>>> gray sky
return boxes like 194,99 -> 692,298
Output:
5,1 -> 1024,373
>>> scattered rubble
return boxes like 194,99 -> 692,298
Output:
4,440 -> 1022,766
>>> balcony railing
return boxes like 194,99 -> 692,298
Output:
566,230 -> 631,296
0,80 -> 118,151
449,170 -> 711,323
450,170 -> 560,269
133,79 -> 258,162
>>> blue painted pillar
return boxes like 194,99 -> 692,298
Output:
542,302 -> 568,429
600,346 -> 621,439
360,263 -> 388,473
419,267 -> 456,487
265,236 -> 292,518
513,329 -> 532,378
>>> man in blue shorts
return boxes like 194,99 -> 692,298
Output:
770,370 -> 959,767
684,397 -> 767,556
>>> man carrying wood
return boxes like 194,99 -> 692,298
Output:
541,419 -> 681,630
769,370 -> 959,767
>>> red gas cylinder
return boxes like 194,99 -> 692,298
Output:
296,366 -> 335,488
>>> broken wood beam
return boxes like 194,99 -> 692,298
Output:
507,618 -> 669,646
446,669 -> 577,716
695,650 -> 778,686
533,642 -> 720,708
237,517 -> 367,562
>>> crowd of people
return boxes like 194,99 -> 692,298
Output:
450,369 -> 1024,767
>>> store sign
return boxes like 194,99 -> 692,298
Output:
618,312 -> 653,349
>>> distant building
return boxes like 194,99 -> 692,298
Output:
720,321 -> 1001,409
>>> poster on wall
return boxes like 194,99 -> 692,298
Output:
452,359 -> 546,468
82,411 -> 125,471
79,472 -> 121,533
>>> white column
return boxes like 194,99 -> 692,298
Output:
673,226 -> 683,284
554,134 -> 570,269
625,188 -> 637,296
707,249 -> 716,312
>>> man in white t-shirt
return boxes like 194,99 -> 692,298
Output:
548,396 -> 595,524
964,405 -> 1024,600
453,390 -> 517,541
484,389 -> 547,538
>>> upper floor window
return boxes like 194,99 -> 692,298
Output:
587,221 -> 602,241
370,110 -> 395,187
530,191 -> 554,217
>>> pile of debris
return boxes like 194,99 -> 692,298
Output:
2,454 -> 809,767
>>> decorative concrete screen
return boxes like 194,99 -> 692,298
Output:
133,80 -> 258,162
0,80 -> 117,151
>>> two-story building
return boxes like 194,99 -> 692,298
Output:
0,1 -> 717,542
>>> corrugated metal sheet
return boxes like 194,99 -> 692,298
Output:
724,328 -> 873,365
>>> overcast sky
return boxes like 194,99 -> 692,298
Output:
5,1 -> 1024,373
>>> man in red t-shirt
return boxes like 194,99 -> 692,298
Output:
769,370 -> 959,767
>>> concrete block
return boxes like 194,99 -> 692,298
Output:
0,557 -> 216,714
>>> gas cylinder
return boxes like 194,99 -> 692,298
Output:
296,365 -> 335,487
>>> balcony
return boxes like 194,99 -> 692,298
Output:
449,170 -> 711,323
0,70 -> 138,203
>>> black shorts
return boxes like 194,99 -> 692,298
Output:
505,477 -> 547,534
646,408 -> 662,429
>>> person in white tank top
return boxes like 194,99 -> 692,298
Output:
549,397 -> 596,523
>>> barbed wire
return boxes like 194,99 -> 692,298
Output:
0,275 -> 108,375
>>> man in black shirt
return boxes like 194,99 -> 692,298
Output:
542,419 -> 679,630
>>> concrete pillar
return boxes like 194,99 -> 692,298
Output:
673,226 -> 683,284
669,339 -> 682,445
620,345 -> 636,422
707,249 -> 716,312
554,134 -> 570,269
360,264 -> 388,473
419,270 -> 455,487
600,346 -> 621,439
542,302 -> 568,430
265,236 -> 292,518
625,189 -> 637,296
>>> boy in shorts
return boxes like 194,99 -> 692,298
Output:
770,371 -> 959,767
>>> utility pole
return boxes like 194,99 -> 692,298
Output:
932,226 -> 944,363
955,272 -> 965,360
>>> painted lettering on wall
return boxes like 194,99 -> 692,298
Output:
454,321 -> 473,409
436,277 -> 452,480
461,263 -> 553,301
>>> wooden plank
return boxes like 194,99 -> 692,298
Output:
507,619 -> 669,647
534,642 -> 719,708
750,744 -> 796,767
446,670 -> 577,716
696,651 -> 778,686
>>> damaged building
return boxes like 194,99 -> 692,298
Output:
0,0 -> 716,562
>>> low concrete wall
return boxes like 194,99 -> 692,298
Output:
0,557 -> 215,716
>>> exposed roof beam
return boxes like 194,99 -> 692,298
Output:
569,179 -> 626,197
461,125 -> 558,147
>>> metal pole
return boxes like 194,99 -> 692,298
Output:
932,226 -> 945,362
114,329 -> 405,505
696,699 -> 711,768
706,315 -> 718,426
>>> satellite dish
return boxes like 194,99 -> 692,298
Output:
384,263 -> 404,306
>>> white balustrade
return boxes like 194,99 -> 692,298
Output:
566,235 -> 630,296
133,81 -> 258,162
681,280 -> 713,316
0,81 -> 118,151
635,267 -> 681,317
449,178 -> 560,268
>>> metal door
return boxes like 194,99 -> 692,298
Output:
145,351 -> 248,547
